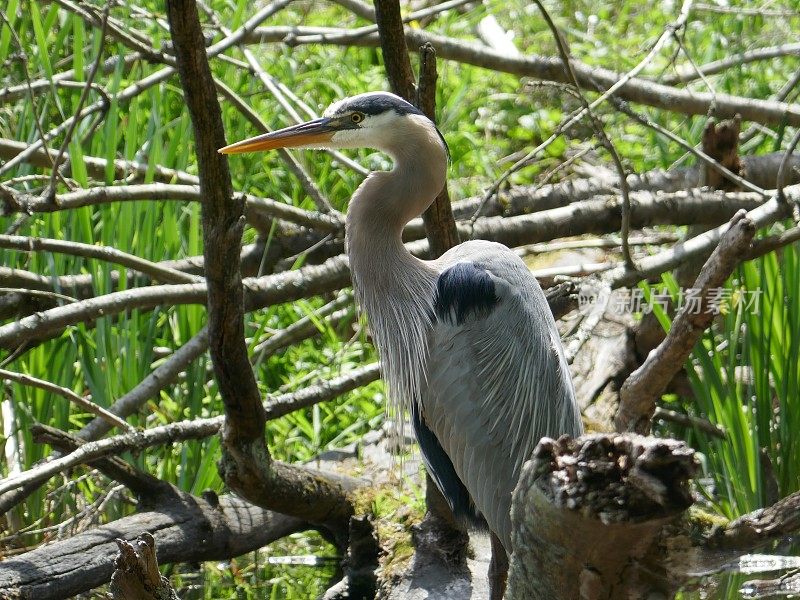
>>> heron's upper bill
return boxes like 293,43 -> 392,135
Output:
218,117 -> 337,154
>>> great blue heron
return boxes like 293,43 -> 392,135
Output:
220,91 -> 583,598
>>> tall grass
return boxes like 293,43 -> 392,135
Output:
648,243 -> 800,518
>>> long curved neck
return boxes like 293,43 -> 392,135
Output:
345,121 -> 447,410
345,116 -> 447,279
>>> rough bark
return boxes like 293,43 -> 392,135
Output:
0,491 -> 305,599
110,533 -> 179,600
166,0 -> 354,534
709,490 -> 800,552
506,434 -> 697,599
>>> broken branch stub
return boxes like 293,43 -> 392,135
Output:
110,533 -> 179,600
507,434 -> 697,599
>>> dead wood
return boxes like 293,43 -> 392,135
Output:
0,491 -> 305,599
416,43 -> 460,259
506,434 -> 697,599
702,117 -> 743,191
710,490 -> 800,553
632,115 -> 747,424
110,533 -> 179,600
5,2 -> 800,598
616,211 -> 756,433
165,0 -> 355,537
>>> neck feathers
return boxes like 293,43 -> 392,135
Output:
349,243 -> 437,415
345,115 -> 447,414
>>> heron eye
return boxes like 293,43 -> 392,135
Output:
351,113 -> 364,124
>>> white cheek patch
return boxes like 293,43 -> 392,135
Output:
361,111 -> 396,129
330,112 -> 398,149
331,129 -> 367,148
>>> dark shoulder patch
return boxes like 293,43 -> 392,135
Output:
434,263 -> 499,326
411,402 -> 484,527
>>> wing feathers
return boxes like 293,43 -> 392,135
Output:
410,401 -> 483,526
423,246 -> 582,552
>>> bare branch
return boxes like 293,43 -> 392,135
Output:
0,490 -> 306,599
652,406 -> 726,440
710,490 -> 800,552
747,225 -> 800,260
32,423 -> 171,498
252,292 -> 354,364
738,572 -> 800,599
606,191 -> 793,289
608,97 -> 766,195
417,42 -> 459,258
692,4 -> 800,17
530,0 -> 634,268
246,5 -> 800,127
0,368 -> 133,432
0,234 -> 200,284
167,0 -> 354,533
0,419 -> 222,495
0,136 -> 199,184
0,282 -> 206,350
79,326 -> 209,441
0,183 -> 341,231
167,0 -> 263,440
0,52 -> 139,105
616,211 -> 756,433
264,362 -> 380,420
1,186 -> 789,351
373,0 -> 417,101
664,43 -> 800,85
777,126 -> 800,207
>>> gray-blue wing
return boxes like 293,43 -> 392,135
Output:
419,241 -> 582,552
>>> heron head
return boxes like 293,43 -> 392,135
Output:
218,91 -> 449,160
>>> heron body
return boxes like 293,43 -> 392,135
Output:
220,91 -> 583,557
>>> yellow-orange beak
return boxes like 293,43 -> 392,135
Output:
218,117 -> 337,154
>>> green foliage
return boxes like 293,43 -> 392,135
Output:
645,244 -> 800,520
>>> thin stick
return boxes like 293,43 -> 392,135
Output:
46,0 -> 112,199
0,368 -> 134,432
0,234 -> 201,284
531,0 -> 634,269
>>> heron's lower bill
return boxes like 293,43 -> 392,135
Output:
218,117 -> 336,154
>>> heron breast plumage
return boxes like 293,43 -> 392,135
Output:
418,240 -> 583,552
